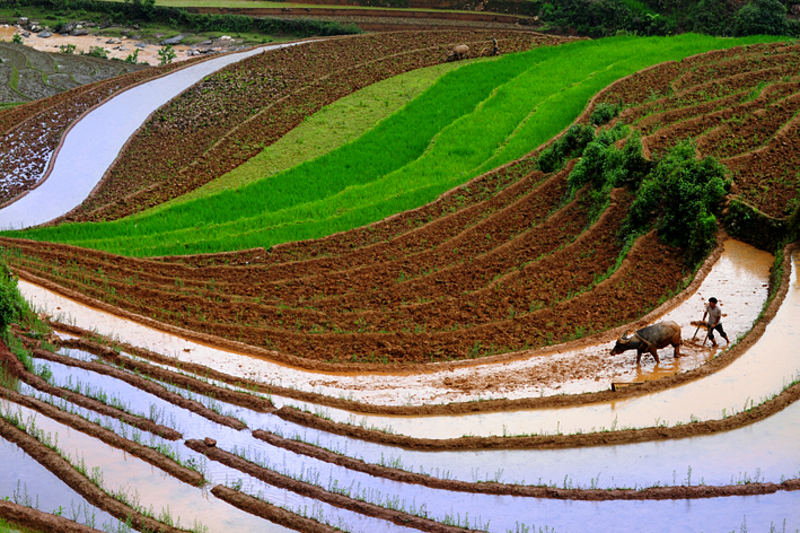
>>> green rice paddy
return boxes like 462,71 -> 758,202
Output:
7,34 -> 784,256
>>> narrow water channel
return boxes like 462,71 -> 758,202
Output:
0,42 -> 299,229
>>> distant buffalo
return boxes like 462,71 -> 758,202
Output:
610,321 -> 682,364
447,44 -> 469,62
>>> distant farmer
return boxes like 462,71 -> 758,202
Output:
491,36 -> 499,56
702,297 -> 729,347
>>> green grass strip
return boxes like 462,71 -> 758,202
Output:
171,60 -> 468,204
8,34 -> 788,256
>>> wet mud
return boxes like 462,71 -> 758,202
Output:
0,415 -> 192,533
0,342 -> 181,439
22,238 -> 776,415
186,439 -> 483,533
252,429 -> 800,500
209,485 -> 339,533
0,501 -> 104,533
29,347 -> 248,429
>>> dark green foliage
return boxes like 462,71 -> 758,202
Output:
566,124 -> 633,192
688,0 -> 734,35
537,124 -> 594,173
604,132 -> 651,189
8,0 -> 362,37
723,197 -> 800,251
0,260 -> 27,334
734,0 -> 789,36
522,0 -> 676,37
625,140 -> 729,264
590,102 -> 621,126
124,0 -> 155,19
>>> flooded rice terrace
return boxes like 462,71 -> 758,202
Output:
18,239 -> 775,405
2,245 -> 796,532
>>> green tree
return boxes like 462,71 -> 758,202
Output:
125,0 -> 156,19
689,0 -> 735,35
124,48 -> 140,64
734,0 -> 789,35
626,140 -> 730,264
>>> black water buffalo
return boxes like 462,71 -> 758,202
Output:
610,321 -> 682,364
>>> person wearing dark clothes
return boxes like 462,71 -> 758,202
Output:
704,297 -> 729,347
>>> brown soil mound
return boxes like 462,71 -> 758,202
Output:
252,429 -> 800,500
0,501 -> 105,533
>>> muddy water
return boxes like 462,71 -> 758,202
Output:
0,42 -> 299,229
0,432 -> 121,531
20,359 -> 425,533
14,371 -> 800,532
30,346 -> 800,531
0,398 -> 294,532
261,398 -> 800,488
17,239 -> 772,407
261,247 -> 795,439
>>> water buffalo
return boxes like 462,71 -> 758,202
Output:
447,44 -> 470,62
610,321 -> 682,364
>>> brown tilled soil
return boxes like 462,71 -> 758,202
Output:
0,55 -> 206,206
601,43 -> 800,218
22,240 -> 790,430
3,41 -> 798,372
208,485 -> 339,532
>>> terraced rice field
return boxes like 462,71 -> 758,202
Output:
0,28 -> 798,532
0,42 -> 144,105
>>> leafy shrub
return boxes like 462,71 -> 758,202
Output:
11,34 -> 23,45
689,0 -> 735,35
158,44 -> 175,66
59,43 -> 76,54
625,140 -> 730,264
590,102 -> 621,125
734,0 -> 789,36
124,48 -> 139,64
124,0 -> 156,18
0,262 -> 27,335
566,124 -> 632,192
537,124 -> 595,173
85,46 -> 108,58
